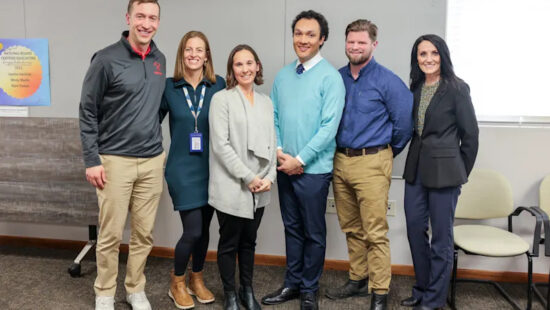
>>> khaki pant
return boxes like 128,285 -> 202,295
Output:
332,148 -> 392,294
94,152 -> 165,296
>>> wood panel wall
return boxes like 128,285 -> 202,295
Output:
0,117 -> 97,225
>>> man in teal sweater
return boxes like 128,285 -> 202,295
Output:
261,10 -> 345,310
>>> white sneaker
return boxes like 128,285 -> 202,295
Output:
95,296 -> 115,310
126,291 -> 152,310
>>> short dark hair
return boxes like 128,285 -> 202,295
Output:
225,44 -> 264,90
345,19 -> 377,42
291,10 -> 329,48
127,0 -> 160,18
410,34 -> 459,91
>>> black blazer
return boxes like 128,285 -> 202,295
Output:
403,79 -> 479,188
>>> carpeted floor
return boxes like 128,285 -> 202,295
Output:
0,245 -> 546,309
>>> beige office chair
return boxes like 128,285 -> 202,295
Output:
449,169 -> 541,310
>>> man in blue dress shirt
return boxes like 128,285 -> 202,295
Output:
325,19 -> 413,310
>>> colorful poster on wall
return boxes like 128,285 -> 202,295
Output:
0,38 -> 50,106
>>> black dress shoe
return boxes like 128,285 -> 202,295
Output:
300,292 -> 318,310
261,287 -> 300,305
401,296 -> 421,307
239,286 -> 261,310
224,291 -> 241,310
370,292 -> 388,310
325,278 -> 369,299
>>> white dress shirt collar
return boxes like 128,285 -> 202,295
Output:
295,52 -> 323,72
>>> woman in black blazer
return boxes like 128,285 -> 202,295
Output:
400,34 -> 479,310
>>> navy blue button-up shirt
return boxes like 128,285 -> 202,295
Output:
336,58 -> 413,156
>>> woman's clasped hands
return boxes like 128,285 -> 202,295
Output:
248,176 -> 272,193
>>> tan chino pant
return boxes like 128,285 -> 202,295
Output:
332,147 -> 392,294
94,152 -> 165,296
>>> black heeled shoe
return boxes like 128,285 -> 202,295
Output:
224,290 -> 241,310
239,286 -> 261,310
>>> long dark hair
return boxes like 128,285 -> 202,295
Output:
409,34 -> 459,91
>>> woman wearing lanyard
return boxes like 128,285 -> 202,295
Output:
209,44 -> 277,310
160,31 -> 225,310
401,34 -> 478,310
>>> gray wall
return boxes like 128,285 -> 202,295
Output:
1,0 -> 549,273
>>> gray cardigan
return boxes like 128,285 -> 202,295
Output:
208,87 -> 277,219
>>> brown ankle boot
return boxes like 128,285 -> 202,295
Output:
187,271 -> 215,303
168,271 -> 194,309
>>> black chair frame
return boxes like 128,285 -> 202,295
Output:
530,206 -> 549,310
449,207 -> 543,310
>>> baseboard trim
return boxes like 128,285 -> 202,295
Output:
1,235 -> 547,283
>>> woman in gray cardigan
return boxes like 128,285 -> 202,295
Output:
209,44 -> 276,310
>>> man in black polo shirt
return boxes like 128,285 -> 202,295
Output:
79,1 -> 165,309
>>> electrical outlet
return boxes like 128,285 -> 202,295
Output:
387,200 -> 396,216
326,197 -> 337,214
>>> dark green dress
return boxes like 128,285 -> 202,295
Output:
159,75 -> 225,210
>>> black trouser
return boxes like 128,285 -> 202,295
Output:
216,207 -> 264,292
174,205 -> 215,276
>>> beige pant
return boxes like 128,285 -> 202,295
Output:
332,148 -> 392,294
94,152 -> 165,296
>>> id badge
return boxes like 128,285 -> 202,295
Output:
189,132 -> 203,152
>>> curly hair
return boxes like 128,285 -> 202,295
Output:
291,10 -> 329,48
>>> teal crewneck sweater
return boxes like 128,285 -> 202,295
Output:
272,59 -> 345,174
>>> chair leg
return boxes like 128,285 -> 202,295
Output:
447,251 -> 534,310
533,283 -> 547,308
527,253 -> 533,310
547,265 -> 549,310
450,249 -> 458,310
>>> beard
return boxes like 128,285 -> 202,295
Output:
346,50 -> 371,66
